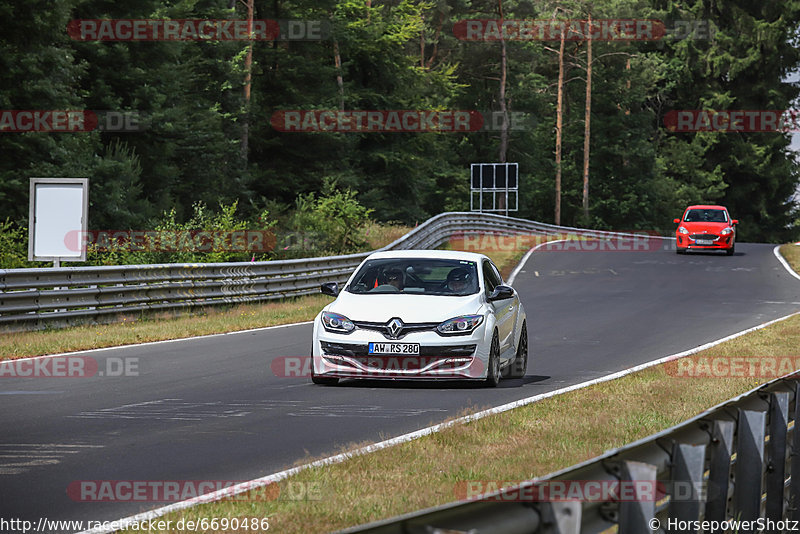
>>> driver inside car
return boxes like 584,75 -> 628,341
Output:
444,267 -> 470,293
385,268 -> 404,290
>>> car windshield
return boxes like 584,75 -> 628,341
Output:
684,209 -> 728,223
346,258 -> 479,296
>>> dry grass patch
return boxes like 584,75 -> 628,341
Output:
361,222 -> 413,251
781,243 -> 800,274
444,232 -> 559,279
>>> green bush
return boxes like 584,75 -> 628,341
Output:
83,200 -> 277,265
287,179 -> 373,255
0,218 -> 34,269
0,182 -> 377,268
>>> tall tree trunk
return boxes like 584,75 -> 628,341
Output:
240,0 -> 254,164
420,13 -> 425,69
625,56 -> 631,114
554,26 -> 565,225
424,14 -> 442,69
582,13 -> 593,221
623,56 -> 630,169
498,0 -> 508,214
333,37 -> 344,110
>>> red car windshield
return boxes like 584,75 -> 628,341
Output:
683,209 -> 728,223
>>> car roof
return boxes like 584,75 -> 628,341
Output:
365,249 -> 490,262
685,204 -> 728,210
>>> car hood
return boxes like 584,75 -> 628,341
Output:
680,221 -> 731,232
328,291 -> 485,323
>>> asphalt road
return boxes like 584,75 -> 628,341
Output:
1,241 -> 799,532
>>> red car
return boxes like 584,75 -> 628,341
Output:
674,205 -> 738,255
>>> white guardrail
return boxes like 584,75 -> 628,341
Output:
0,212 -> 659,331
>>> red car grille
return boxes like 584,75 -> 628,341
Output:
689,234 -> 719,241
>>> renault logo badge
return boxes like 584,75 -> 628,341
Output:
387,318 -> 403,338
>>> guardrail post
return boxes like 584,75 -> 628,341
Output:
704,419 -> 735,522
733,409 -> 766,523
618,460 -> 657,534
538,501 -> 581,534
668,443 -> 706,528
789,382 -> 800,522
765,391 -> 790,520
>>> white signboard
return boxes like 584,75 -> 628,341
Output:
28,178 -> 89,263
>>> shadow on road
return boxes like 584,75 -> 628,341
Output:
330,374 -> 551,389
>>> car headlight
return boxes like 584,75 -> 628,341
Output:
678,227 -> 689,235
321,311 -> 355,334
720,227 -> 733,235
436,315 -> 484,336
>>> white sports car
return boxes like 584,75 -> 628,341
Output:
311,250 -> 528,386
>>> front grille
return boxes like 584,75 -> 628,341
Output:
689,234 -> 719,241
352,321 -> 439,340
321,341 -> 476,357
320,341 -> 368,357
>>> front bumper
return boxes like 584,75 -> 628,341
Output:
312,327 -> 489,380
676,233 -> 733,250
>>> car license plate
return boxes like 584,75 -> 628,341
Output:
695,239 -> 713,245
369,342 -> 420,355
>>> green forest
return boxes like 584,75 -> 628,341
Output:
1,0 -> 799,267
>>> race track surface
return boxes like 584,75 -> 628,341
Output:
1,241 -> 799,531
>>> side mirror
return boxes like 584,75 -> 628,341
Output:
732,219 -> 738,225
673,218 -> 680,224
488,285 -> 514,302
320,282 -> 339,297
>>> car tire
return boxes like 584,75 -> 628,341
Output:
310,350 -> 338,385
484,331 -> 501,387
726,243 -> 735,256
676,248 -> 686,255
507,322 -> 528,379
311,372 -> 338,385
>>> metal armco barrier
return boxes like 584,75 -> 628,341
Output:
343,373 -> 800,534
1,212 -> 643,331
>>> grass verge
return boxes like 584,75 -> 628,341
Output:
780,243 -> 800,274
124,312 -> 800,533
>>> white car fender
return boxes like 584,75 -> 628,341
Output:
479,305 -> 498,354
